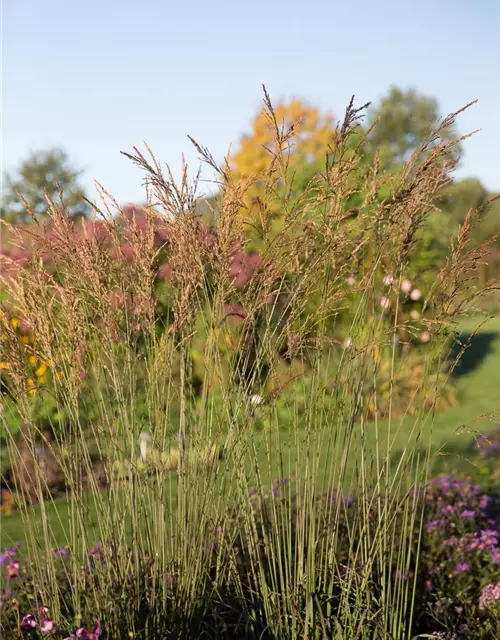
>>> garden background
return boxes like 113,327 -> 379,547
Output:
1,1 -> 499,638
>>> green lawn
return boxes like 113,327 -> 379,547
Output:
3,315 -> 499,551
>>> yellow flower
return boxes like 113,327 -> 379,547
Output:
1,333 -> 7,340
28,355 -> 38,366
35,362 -> 48,377
27,377 -> 35,387
0,361 -> 9,371
11,318 -> 19,329
39,376 -> 47,384
20,336 -> 30,344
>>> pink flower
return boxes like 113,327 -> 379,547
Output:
410,288 -> 422,301
41,617 -> 56,634
383,274 -> 394,285
40,606 -> 49,616
410,309 -> 420,320
479,582 -> 500,611
401,279 -> 412,293
421,331 -> 431,343
21,614 -> 38,630
346,277 -> 355,286
157,263 -> 172,280
6,560 -> 20,578
75,621 -> 101,639
380,296 -> 391,310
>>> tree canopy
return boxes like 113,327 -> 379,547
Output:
1,148 -> 91,224
366,86 -> 461,167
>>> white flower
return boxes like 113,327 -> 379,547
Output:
401,279 -> 412,293
344,337 -> 353,348
383,274 -> 394,285
380,296 -> 391,310
410,288 -> 422,301
421,331 -> 431,343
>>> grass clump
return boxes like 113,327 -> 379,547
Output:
0,89 -> 499,639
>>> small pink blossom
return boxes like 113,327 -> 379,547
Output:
40,606 -> 49,616
75,621 -> 101,639
401,279 -> 412,293
6,560 -> 20,578
479,581 -> 500,611
383,274 -> 394,285
346,277 -> 355,286
380,296 -> 391,310
410,309 -> 420,320
421,331 -> 431,343
41,617 -> 56,634
410,288 -> 422,301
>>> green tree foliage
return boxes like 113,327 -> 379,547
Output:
1,148 -> 91,223
366,86 -> 460,167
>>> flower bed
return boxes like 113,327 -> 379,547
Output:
1,475 -> 499,639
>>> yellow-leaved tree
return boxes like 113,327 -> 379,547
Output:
229,96 -> 339,236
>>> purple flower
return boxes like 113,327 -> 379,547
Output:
440,536 -> 459,548
90,543 -> 104,563
479,494 -> 491,510
425,519 -> 441,531
479,530 -> 499,549
460,509 -> 475,519
271,478 -> 289,497
21,614 -> 38,630
164,570 -> 177,585
455,562 -> 469,574
0,546 -> 17,566
53,547 -> 67,558
344,495 -> 355,507
491,549 -> 500,564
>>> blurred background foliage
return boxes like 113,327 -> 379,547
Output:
1,86 -> 499,482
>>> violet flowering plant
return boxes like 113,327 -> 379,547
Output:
412,475 -> 500,635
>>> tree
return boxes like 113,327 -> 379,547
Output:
1,149 -> 91,223
230,97 -> 340,227
437,178 -> 488,224
366,86 -> 460,167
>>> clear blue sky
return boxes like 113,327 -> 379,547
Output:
2,0 -> 499,205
